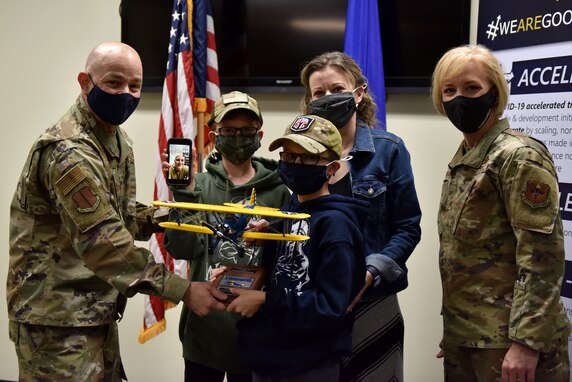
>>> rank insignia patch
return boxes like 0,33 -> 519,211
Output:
72,186 -> 100,212
521,180 -> 550,208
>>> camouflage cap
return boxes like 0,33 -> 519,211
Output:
208,91 -> 263,128
269,115 -> 342,159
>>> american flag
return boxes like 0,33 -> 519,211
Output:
139,0 -> 220,344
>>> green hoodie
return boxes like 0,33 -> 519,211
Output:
164,152 -> 290,373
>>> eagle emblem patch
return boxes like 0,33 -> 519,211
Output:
521,180 -> 550,208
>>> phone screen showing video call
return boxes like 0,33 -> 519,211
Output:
167,138 -> 192,186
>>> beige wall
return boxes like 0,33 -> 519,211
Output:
0,1 -> 479,381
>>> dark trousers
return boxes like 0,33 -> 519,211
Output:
252,360 -> 340,382
184,359 -> 252,382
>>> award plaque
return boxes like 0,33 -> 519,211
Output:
214,264 -> 266,304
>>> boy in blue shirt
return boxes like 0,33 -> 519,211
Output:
227,115 -> 368,381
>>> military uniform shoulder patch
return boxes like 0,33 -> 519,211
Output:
55,164 -> 113,232
56,165 -> 86,196
72,185 -> 100,212
521,180 -> 550,208
56,165 -> 100,212
509,161 -> 558,234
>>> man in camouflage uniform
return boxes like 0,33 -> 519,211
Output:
432,45 -> 570,382
7,42 -> 226,382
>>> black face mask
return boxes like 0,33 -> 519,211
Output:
307,92 -> 357,129
87,77 -> 140,125
443,91 -> 496,133
278,161 -> 330,195
215,134 -> 261,165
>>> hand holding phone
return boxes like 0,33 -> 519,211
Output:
166,138 -> 193,186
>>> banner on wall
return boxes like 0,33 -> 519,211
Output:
478,0 -> 572,372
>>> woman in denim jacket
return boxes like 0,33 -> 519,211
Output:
300,51 -> 422,382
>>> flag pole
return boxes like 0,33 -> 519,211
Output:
197,111 -> 205,172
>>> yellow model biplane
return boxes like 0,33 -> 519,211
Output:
154,189 -> 310,244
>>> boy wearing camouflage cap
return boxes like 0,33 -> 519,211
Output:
163,91 -> 290,381
227,115 -> 368,381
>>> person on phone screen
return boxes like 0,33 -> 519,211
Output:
7,41 -> 226,382
169,152 -> 190,180
432,44 -> 569,381
163,91 -> 291,382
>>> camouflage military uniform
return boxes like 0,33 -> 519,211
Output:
438,118 -> 570,380
8,96 -> 190,381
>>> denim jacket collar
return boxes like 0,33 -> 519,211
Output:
351,120 -> 376,154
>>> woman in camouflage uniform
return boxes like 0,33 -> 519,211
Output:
432,44 -> 570,382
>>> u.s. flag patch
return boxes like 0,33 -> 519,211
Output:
290,116 -> 315,132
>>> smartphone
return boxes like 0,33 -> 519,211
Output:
166,138 -> 192,186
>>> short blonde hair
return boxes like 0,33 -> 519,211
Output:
431,44 -> 508,117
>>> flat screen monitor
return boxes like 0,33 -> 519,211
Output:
120,0 -> 470,93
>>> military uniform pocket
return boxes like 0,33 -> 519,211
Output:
452,171 -> 512,246
508,273 -> 528,339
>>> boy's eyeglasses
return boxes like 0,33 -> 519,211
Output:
279,151 -> 335,165
216,127 -> 259,137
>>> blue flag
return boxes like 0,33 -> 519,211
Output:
344,0 -> 386,129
